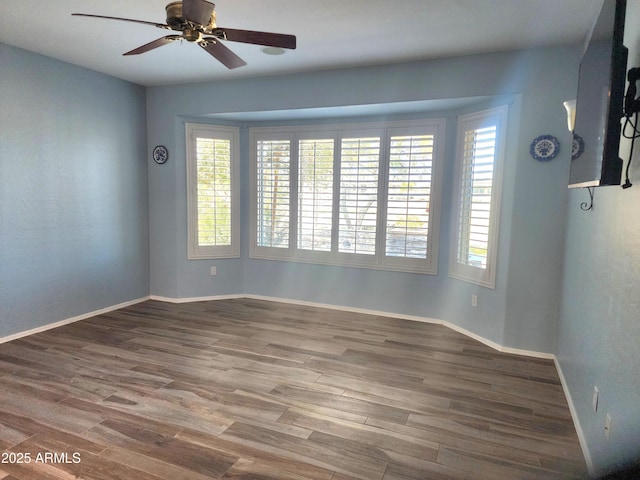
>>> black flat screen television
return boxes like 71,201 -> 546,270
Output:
569,0 -> 627,188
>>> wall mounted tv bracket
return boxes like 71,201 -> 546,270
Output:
624,67 -> 640,116
622,66 -> 640,189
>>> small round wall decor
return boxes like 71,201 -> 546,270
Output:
530,135 -> 560,162
153,145 -> 169,164
571,133 -> 585,161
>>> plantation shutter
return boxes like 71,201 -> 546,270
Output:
298,139 -> 335,252
195,137 -> 232,246
256,139 -> 291,248
338,137 -> 381,255
449,105 -> 507,288
456,125 -> 497,269
385,134 -> 434,259
250,119 -> 447,274
186,123 -> 239,259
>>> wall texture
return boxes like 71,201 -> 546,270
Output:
555,2 -> 640,475
0,44 -> 150,338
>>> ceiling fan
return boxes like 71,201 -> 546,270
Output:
72,0 -> 296,69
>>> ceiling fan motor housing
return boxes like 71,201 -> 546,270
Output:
165,1 -> 216,31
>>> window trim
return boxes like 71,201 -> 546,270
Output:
448,106 -> 508,288
250,119 -> 445,274
186,123 -> 240,260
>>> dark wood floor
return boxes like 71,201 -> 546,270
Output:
0,298 -> 586,479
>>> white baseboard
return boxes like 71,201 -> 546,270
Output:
554,357 -> 594,476
0,296 -> 150,345
149,294 -> 245,304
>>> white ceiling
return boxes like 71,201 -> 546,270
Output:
1,0 -> 603,87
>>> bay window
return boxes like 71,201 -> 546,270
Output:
250,120 -> 445,273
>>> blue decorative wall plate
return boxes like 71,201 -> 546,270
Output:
530,135 -> 560,161
153,145 -> 169,164
571,133 -> 585,161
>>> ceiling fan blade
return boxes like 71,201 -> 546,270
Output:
182,0 -> 215,26
214,28 -> 296,49
124,36 -> 181,56
199,38 -> 247,69
72,13 -> 171,30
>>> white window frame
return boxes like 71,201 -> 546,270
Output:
186,123 -> 240,259
449,106 -> 508,288
250,119 -> 445,274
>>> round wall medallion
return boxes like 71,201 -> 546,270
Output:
571,133 -> 585,161
530,135 -> 560,162
153,145 -> 169,164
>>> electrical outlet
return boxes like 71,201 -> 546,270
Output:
471,295 -> 478,307
210,266 -> 217,276
605,413 -> 612,441
592,386 -> 599,412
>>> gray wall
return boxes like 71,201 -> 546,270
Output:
146,47 -> 579,354
555,1 -> 640,475
0,44 -> 150,337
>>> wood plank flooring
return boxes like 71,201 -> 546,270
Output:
0,298 -> 586,479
